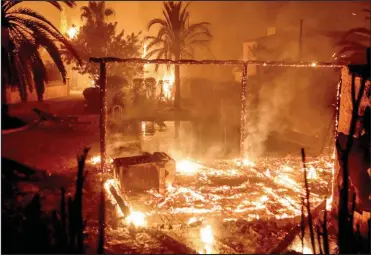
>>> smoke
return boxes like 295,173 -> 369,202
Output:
243,69 -> 295,159
243,67 -> 339,160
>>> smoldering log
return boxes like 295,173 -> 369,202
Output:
109,185 -> 131,217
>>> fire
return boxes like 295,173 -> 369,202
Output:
307,166 -> 318,180
199,224 -> 214,254
67,25 -> 78,39
104,179 -> 147,228
141,121 -> 146,136
104,179 -> 125,218
176,159 -> 202,175
89,155 -> 113,165
162,70 -> 175,99
234,157 -> 256,167
126,211 -> 147,227
326,196 -> 333,211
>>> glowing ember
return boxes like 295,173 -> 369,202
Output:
199,224 -> 214,254
176,159 -> 202,174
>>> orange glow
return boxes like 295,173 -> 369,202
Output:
162,70 -> 175,100
104,179 -> 147,228
199,224 -> 214,254
176,159 -> 202,175
89,155 -> 113,165
67,26 -> 79,39
126,211 -> 147,227
307,166 -> 318,180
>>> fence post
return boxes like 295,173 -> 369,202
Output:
99,61 -> 107,172
240,62 -> 248,158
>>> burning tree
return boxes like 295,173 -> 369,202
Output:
63,1 -> 142,83
144,1 -> 213,110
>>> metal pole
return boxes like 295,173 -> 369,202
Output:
99,62 -> 107,172
240,63 -> 248,158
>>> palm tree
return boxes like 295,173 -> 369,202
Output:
145,1 -> 212,110
2,1 -> 80,102
80,1 -> 114,25
334,8 -> 370,64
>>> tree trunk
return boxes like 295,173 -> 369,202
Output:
174,64 -> 181,109
174,63 -> 180,139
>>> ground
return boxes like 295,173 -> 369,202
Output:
2,95 -> 336,254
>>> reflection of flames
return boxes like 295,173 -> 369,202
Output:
199,224 -> 214,254
104,179 -> 147,228
162,70 -> 175,100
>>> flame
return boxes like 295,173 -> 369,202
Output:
176,159 -> 202,175
235,157 -> 256,167
326,196 -> 333,211
307,166 -> 317,180
67,26 -> 78,39
162,70 -> 175,99
199,225 -> 214,254
141,121 -> 146,136
126,211 -> 147,227
104,179 -> 147,228
89,155 -> 113,165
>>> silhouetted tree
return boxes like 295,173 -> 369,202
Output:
145,1 -> 212,110
63,1 -> 142,84
1,1 -> 80,102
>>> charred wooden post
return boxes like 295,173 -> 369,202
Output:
240,62 -> 248,158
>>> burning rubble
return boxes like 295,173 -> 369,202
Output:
98,151 -> 333,253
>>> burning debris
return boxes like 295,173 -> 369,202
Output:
100,152 -> 334,253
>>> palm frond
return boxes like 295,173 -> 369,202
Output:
34,31 -> 67,82
148,18 -> 168,31
8,7 -> 63,37
11,17 -> 81,64
341,27 -> 371,40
